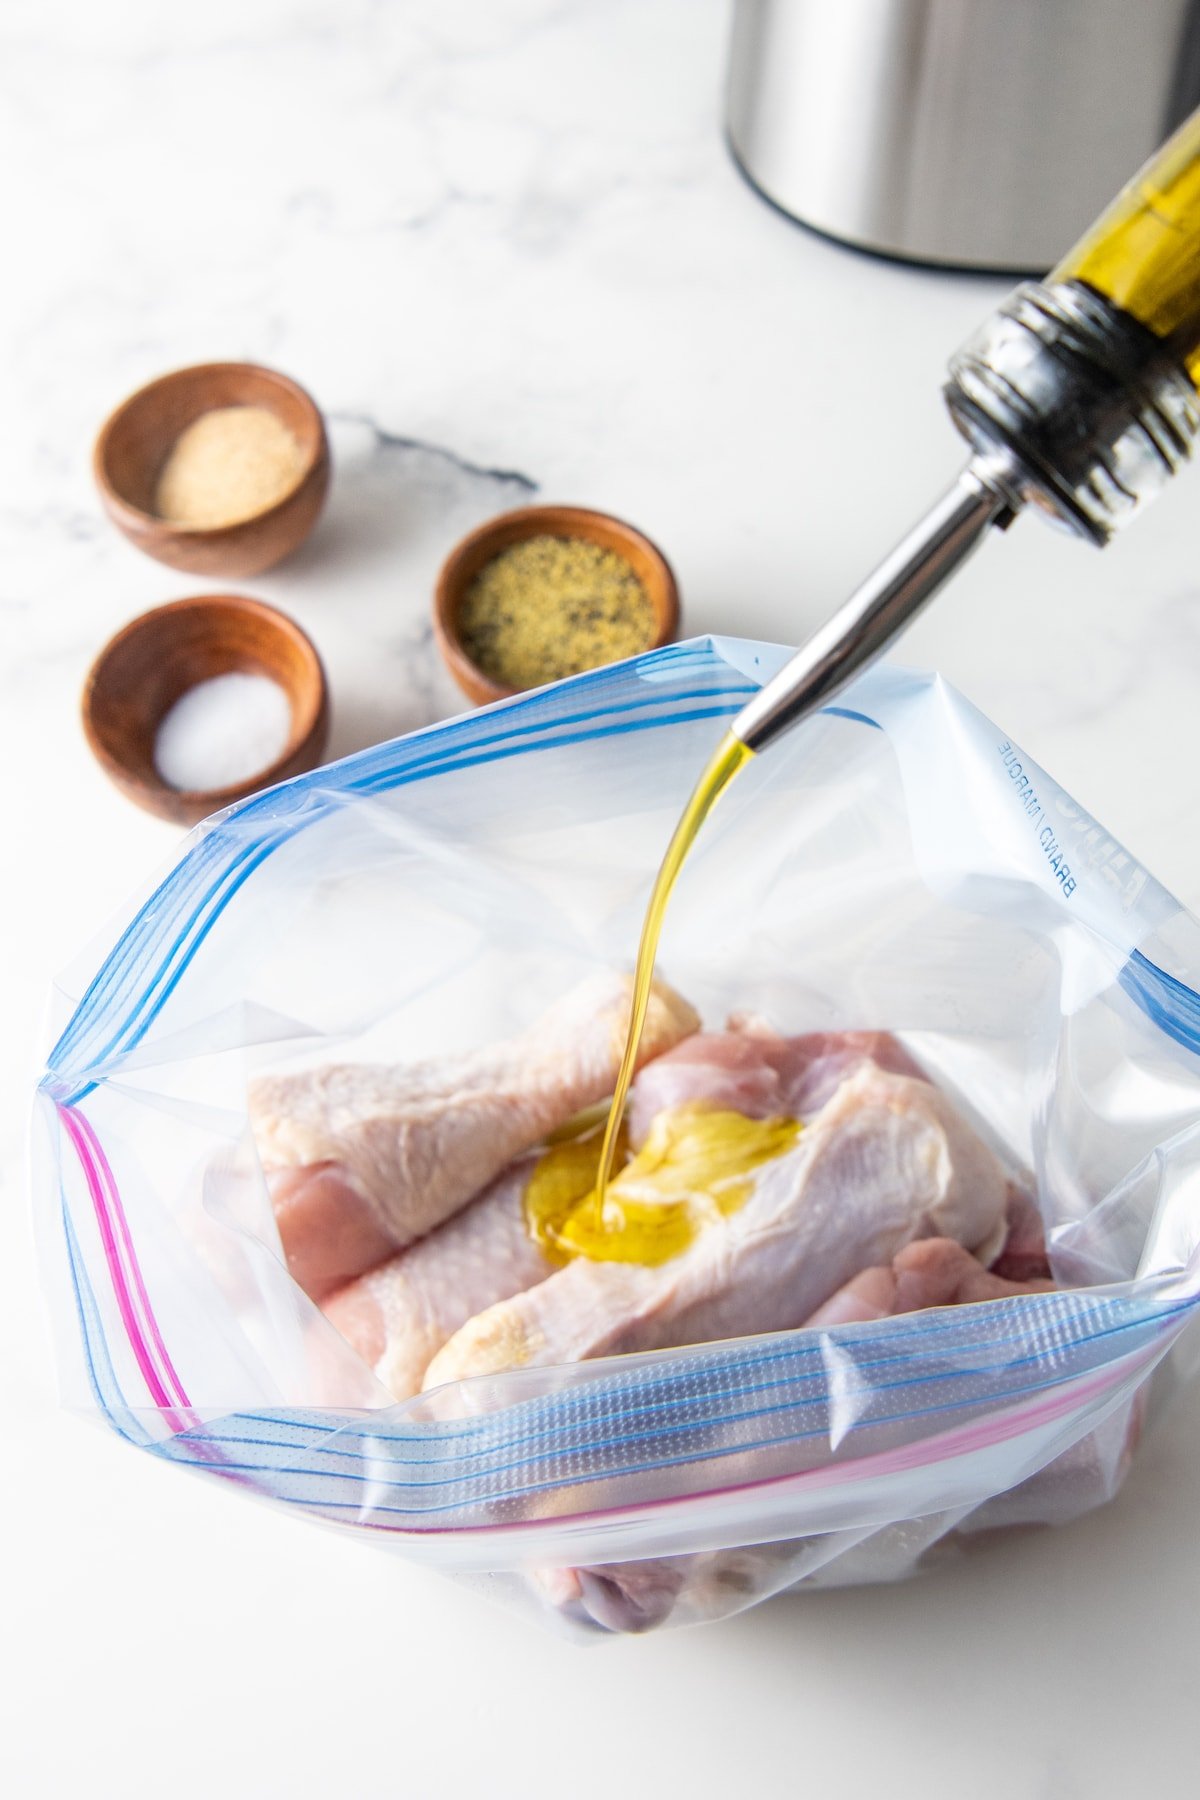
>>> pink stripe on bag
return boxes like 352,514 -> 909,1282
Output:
59,1102 -> 196,1431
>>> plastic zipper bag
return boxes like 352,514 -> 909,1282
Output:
34,637 -> 1200,1635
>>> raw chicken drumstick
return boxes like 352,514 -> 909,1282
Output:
322,1024 -> 937,1398
321,1155 -> 551,1400
624,1024 -> 925,1142
249,971 -> 698,1299
805,1234 -> 1054,1327
424,1057 -> 1012,1388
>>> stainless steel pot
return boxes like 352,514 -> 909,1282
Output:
727,0 -> 1200,270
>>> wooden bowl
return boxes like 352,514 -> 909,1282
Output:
82,594 -> 330,825
93,363 -> 330,577
434,504 -> 680,705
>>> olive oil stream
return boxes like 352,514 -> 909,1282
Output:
524,731 -> 764,1265
594,731 -> 754,1196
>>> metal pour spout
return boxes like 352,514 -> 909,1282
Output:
731,462 -> 1013,754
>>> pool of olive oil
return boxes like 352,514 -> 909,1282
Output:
525,1102 -> 800,1265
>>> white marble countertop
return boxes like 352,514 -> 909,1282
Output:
5,3 -> 1200,1795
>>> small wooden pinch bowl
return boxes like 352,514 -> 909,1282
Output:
82,594 -> 330,826
93,362 -> 330,577
434,504 -> 680,705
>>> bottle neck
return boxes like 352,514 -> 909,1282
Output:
944,279 -> 1200,544
1051,108 -> 1200,382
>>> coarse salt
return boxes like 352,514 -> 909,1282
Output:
154,671 -> 292,793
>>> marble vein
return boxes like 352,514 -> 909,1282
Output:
327,410 -> 538,493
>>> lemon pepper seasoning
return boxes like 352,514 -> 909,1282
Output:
458,534 -> 656,689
